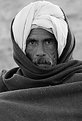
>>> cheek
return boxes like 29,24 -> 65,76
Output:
45,47 -> 58,65
26,46 -> 37,60
44,45 -> 57,58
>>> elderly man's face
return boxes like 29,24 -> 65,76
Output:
25,28 -> 58,69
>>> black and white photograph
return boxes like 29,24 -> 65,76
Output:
0,0 -> 82,120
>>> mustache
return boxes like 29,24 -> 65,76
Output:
33,57 -> 53,65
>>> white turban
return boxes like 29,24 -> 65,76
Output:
12,1 -> 68,57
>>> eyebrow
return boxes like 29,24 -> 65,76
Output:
26,38 -> 55,43
27,38 -> 37,42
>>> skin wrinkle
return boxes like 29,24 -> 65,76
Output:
25,28 -> 58,70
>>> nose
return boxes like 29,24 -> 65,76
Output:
36,44 -> 46,57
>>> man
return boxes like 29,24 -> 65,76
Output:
0,1 -> 82,121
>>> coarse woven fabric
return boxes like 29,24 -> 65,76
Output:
0,71 -> 82,121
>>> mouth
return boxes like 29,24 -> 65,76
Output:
34,58 -> 53,69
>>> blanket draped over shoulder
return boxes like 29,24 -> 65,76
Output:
0,1 -> 82,121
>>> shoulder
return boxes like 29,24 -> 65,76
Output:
0,69 -> 8,92
0,67 -> 19,93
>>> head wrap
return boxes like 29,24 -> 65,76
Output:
11,0 -> 75,79
12,0 -> 68,57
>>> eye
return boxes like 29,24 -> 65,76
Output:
28,40 -> 37,45
30,40 -> 35,44
45,39 -> 53,45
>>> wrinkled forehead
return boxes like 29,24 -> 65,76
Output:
27,28 -> 56,41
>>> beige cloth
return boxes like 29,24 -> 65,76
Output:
12,1 -> 68,56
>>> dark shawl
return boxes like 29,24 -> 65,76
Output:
0,10 -> 82,121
